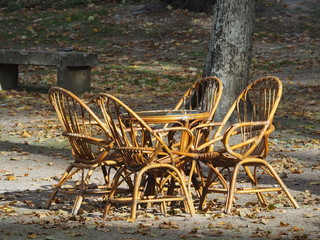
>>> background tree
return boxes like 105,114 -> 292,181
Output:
203,0 -> 255,120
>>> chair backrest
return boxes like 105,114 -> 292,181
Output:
48,87 -> 112,162
174,76 -> 223,121
216,76 -> 283,157
96,93 -> 179,172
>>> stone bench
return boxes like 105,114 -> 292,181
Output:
0,49 -> 98,93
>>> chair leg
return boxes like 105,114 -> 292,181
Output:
72,194 -> 84,215
129,170 -> 145,221
199,165 -> 229,210
103,166 -> 128,218
226,160 -> 300,214
225,164 -> 241,214
199,168 -> 214,210
187,160 -> 203,197
167,176 -> 176,196
177,170 -> 195,217
123,168 -> 135,191
46,164 -> 78,208
261,162 -> 300,209
71,166 -> 97,215
243,166 -> 267,206
71,168 -> 86,215
101,165 -> 111,188
167,165 -> 195,216
194,161 -> 204,196
158,177 -> 168,215
160,201 -> 167,214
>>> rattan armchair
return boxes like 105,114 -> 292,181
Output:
172,76 -> 223,194
96,93 -> 196,221
47,87 -> 124,215
190,76 -> 300,213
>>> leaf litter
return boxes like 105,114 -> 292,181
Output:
0,0 -> 319,239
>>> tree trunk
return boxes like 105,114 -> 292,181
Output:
203,0 -> 255,121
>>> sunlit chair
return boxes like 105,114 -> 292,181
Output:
47,87 -> 124,215
96,93 -> 196,221
172,76 -> 223,195
190,76 -> 300,213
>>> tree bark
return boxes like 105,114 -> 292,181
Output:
203,0 -> 255,121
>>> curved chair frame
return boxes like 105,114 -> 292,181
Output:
96,93 -> 196,221
172,76 -> 223,195
47,87 -> 123,215
191,76 -> 300,213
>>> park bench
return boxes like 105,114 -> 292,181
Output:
0,49 -> 98,93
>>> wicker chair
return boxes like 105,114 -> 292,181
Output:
172,76 -> 223,195
190,76 -> 300,213
47,87 -> 124,215
96,93 -> 196,221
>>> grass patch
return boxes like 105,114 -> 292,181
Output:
0,3 -> 126,48
0,0 -> 103,12
92,63 -> 198,94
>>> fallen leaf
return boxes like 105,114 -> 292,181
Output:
27,233 -> 38,239
309,181 -> 320,185
207,230 -> 223,236
291,226 -> 304,232
6,176 -> 17,181
159,221 -> 179,229
21,131 -> 31,138
210,212 -> 225,220
279,221 -> 290,227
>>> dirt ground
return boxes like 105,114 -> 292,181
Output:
0,0 -> 319,239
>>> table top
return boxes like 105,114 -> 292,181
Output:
134,109 -> 210,124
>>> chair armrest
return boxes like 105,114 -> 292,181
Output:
191,121 -> 225,130
223,121 -> 272,159
62,132 -> 113,146
189,122 -> 225,151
